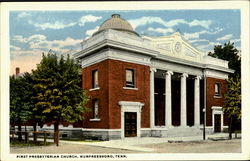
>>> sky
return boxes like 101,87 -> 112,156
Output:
9,10 -> 241,75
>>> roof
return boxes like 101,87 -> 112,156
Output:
93,14 -> 138,36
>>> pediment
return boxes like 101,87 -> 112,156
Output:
143,32 -> 204,63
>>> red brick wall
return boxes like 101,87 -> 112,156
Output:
81,60 -> 109,129
206,77 -> 228,126
108,59 -> 150,129
80,59 -> 150,129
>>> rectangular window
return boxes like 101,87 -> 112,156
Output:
215,83 -> 221,96
93,99 -> 99,119
126,69 -> 135,88
92,70 -> 99,88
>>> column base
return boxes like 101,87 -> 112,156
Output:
166,125 -> 174,129
194,124 -> 200,127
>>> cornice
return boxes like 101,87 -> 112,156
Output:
74,39 -> 158,60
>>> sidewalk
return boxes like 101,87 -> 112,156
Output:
60,133 -> 241,152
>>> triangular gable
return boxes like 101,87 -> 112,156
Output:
143,32 -> 204,63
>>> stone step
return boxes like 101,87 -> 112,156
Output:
151,127 -> 203,137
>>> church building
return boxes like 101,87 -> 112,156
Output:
70,14 -> 234,140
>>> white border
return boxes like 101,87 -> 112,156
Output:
1,1 -> 249,161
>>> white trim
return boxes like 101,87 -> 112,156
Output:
212,106 -> 224,132
150,68 -> 156,128
204,69 -> 228,79
81,49 -> 152,69
123,87 -> 138,90
151,127 -> 168,130
165,70 -> 173,127
89,118 -> 101,121
151,59 -> 203,77
140,128 -> 151,131
180,73 -> 188,127
119,101 -> 144,138
213,96 -> 222,98
89,87 -> 100,91
194,75 -> 201,126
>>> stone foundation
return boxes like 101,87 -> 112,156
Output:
14,126 -> 229,140
82,130 -> 121,141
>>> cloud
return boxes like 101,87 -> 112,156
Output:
85,26 -> 99,38
147,27 -> 174,35
184,32 -> 201,39
189,19 -> 212,29
78,15 -> 102,27
12,35 -> 28,43
184,29 -> 223,40
216,34 -> 233,41
10,34 -> 83,74
166,19 -> 187,27
128,17 -> 166,29
231,38 -> 240,43
128,16 -> 213,29
17,12 -> 31,19
28,20 -> 77,30
196,41 -> 221,53
27,34 -> 47,42
27,14 -> 102,30
10,45 -> 21,51
189,39 -> 209,43
29,37 -> 82,53
12,34 -> 82,55
12,34 -> 47,43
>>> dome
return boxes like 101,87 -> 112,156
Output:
93,14 -> 138,36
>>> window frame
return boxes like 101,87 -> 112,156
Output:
214,83 -> 221,96
92,69 -> 99,89
125,68 -> 135,88
92,99 -> 99,119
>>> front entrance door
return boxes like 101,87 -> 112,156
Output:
214,114 -> 221,132
125,112 -> 137,137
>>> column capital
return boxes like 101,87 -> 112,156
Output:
165,70 -> 173,76
181,73 -> 188,78
195,75 -> 202,80
150,67 -> 157,72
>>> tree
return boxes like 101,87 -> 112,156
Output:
32,53 -> 89,146
209,41 -> 241,138
10,73 -> 33,140
223,75 -> 241,139
208,41 -> 241,77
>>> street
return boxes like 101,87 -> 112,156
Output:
11,139 -> 241,153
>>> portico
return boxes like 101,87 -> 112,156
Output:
150,67 -> 203,131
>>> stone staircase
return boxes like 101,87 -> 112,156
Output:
151,126 -> 203,137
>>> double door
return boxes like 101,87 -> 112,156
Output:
214,114 -> 221,132
125,112 -> 137,137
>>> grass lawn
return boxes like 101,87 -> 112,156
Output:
10,139 -> 53,147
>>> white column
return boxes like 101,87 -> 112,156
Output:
194,76 -> 201,126
181,73 -> 188,127
165,70 -> 173,127
150,68 -> 157,128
